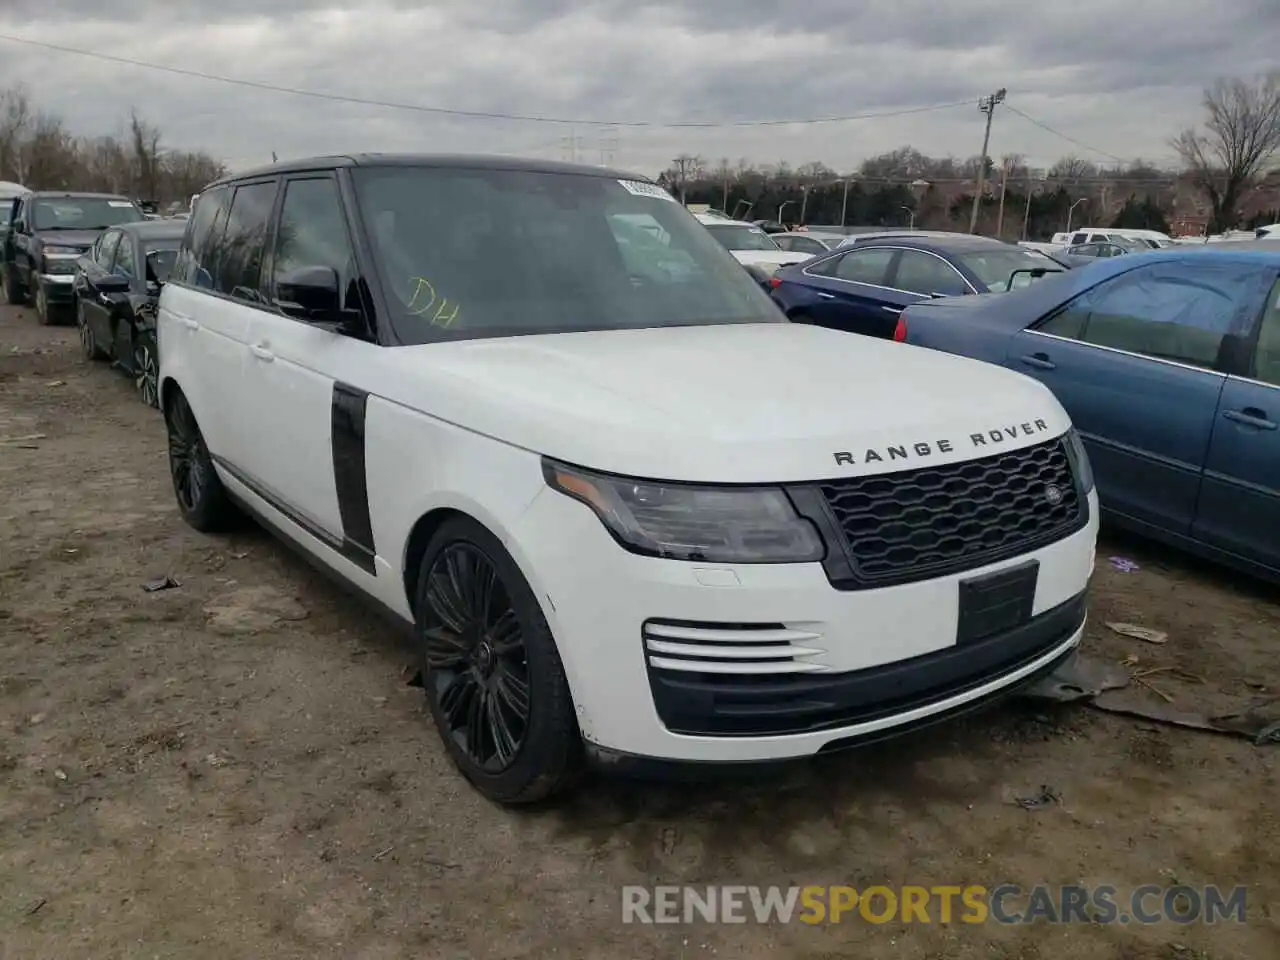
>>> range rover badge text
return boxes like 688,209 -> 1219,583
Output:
832,419 -> 1052,467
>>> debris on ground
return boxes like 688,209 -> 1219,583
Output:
1090,692 -> 1280,745
0,433 -> 46,444
1014,785 -> 1061,809
142,576 -> 182,593
1108,556 -> 1140,573
203,585 -> 308,634
1106,621 -> 1168,644
1020,652 -> 1131,702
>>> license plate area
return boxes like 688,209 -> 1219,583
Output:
957,560 -> 1039,644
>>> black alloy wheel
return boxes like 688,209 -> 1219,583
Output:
134,335 -> 159,408
423,542 -> 532,771
164,389 -> 237,531
416,517 -> 582,804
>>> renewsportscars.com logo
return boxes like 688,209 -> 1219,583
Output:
621,884 -> 1248,926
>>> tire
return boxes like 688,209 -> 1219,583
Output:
415,516 -> 583,804
133,332 -> 159,408
1,265 -> 22,306
164,388 -> 239,532
77,300 -> 107,361
35,283 -> 51,326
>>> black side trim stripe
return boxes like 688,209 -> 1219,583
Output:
211,454 -> 377,575
331,382 -> 377,566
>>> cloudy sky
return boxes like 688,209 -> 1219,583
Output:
1,0 -> 1276,176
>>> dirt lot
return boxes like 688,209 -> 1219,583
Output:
0,302 -> 1277,960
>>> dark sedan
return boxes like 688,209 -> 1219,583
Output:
897,245 -> 1280,582
768,234 -> 1063,339
71,220 -> 184,407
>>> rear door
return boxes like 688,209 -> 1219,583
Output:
1193,274 -> 1280,568
1004,259 -> 1272,533
798,246 -> 901,336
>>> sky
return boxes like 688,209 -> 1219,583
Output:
1,0 -> 1277,177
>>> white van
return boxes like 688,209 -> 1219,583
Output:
157,155 -> 1098,802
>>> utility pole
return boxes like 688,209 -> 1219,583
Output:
968,87 -> 1006,234
672,155 -> 691,204
995,157 -> 1010,238
840,178 -> 851,226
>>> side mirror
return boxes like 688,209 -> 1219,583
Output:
95,273 -> 131,294
275,265 -> 340,322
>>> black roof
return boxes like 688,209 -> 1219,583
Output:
207,153 -> 649,189
28,191 -> 134,201
117,220 -> 187,240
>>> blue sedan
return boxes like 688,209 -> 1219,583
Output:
898,244 -> 1280,582
768,233 -> 1063,339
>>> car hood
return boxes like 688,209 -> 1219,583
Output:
33,229 -> 102,248
373,323 -> 1071,483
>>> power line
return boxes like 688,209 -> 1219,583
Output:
0,32 -> 977,129
1004,104 -> 1127,164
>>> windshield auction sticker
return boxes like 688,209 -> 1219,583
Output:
618,180 -> 677,202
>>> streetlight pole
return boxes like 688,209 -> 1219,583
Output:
1066,197 -> 1086,233
799,186 -> 809,225
777,200 -> 795,224
968,88 -> 1006,234
840,177 -> 856,226
900,205 -> 916,229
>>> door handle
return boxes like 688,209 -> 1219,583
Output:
816,292 -> 835,300
1223,408 -> 1278,430
882,305 -> 902,314
249,344 -> 275,362
1019,353 -> 1056,371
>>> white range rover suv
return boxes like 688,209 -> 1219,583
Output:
158,155 -> 1099,804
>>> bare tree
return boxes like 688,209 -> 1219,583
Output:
1172,71 -> 1280,231
0,84 -> 225,201
130,110 -> 163,200
1048,155 -> 1098,181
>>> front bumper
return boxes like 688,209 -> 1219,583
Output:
510,486 -> 1099,764
37,273 -> 76,305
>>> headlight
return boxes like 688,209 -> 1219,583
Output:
43,246 -> 82,257
1064,428 -> 1094,493
542,459 -> 825,563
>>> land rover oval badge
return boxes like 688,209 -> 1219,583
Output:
1044,484 -> 1064,506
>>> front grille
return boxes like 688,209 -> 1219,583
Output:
815,437 -> 1085,588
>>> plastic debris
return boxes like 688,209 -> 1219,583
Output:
142,576 -> 182,593
1108,556 -> 1140,573
1106,622 -> 1168,644
1014,785 -> 1061,809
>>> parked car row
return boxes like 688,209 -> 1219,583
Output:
9,155 -> 1274,806
2,188 -> 188,406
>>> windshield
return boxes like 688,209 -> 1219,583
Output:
959,248 -> 1064,291
32,197 -> 143,231
351,166 -> 782,343
704,223 -> 782,252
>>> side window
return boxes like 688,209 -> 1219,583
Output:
213,181 -> 277,302
834,247 -> 897,285
1039,262 -> 1269,369
114,236 -> 136,278
893,250 -> 968,296
271,177 -> 360,319
176,187 -> 231,288
1071,233 -> 1087,245
97,231 -> 121,269
1254,279 -> 1280,387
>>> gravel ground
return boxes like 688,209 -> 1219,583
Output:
0,302 -> 1277,960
